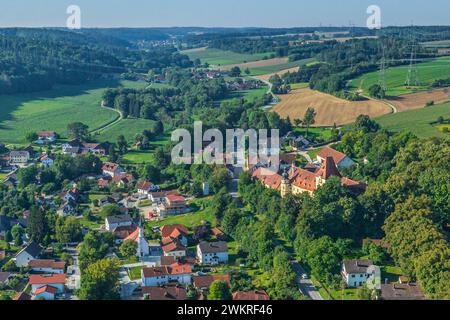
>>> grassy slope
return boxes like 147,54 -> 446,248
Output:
376,102 -> 450,138
249,58 -> 315,76
0,79 -> 149,145
185,48 -> 273,66
349,56 -> 450,96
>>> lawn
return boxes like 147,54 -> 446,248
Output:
185,48 -> 274,66
349,56 -> 450,96
381,265 -> 403,283
220,86 -> 268,103
0,79 -> 145,144
376,102 -> 450,138
128,266 -> 143,280
119,134 -> 172,165
145,197 -> 216,229
293,127 -> 334,141
94,118 -> 157,143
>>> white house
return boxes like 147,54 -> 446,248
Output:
14,242 -> 42,267
341,259 -> 380,288
39,154 -> 55,168
33,285 -> 58,300
136,181 -> 158,197
197,241 -> 228,265
102,162 -> 125,178
28,260 -> 65,274
36,131 -> 57,144
161,238 -> 187,258
317,147 -> 355,169
141,263 -> 192,287
105,214 -> 133,232
9,151 -> 30,166
29,274 -> 66,297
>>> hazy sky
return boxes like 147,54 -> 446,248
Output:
0,0 -> 448,28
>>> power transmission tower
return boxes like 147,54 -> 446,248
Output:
405,35 -> 420,87
379,42 -> 387,91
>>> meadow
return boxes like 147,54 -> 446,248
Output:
248,58 -> 315,76
376,102 -> 450,138
349,56 -> 450,96
0,79 -> 147,145
94,118 -> 156,143
184,48 -> 274,66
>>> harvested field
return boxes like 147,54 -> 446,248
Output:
181,46 -> 208,53
255,67 -> 300,81
273,88 -> 391,126
217,57 -> 289,71
387,87 -> 450,112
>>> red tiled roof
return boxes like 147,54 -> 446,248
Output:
193,274 -> 231,289
37,131 -> 56,138
35,285 -> 58,295
102,162 -> 121,172
160,225 -> 189,238
137,181 -> 154,190
28,259 -> 65,270
166,195 -> 186,202
289,166 -> 317,191
317,147 -> 347,165
142,264 -> 192,278
29,274 -> 66,285
162,239 -> 186,253
124,227 -> 141,242
252,168 -> 282,190
233,290 -> 270,300
316,156 -> 341,180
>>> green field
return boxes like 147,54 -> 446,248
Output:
422,40 -> 450,48
220,86 -> 268,103
376,102 -> 450,138
349,57 -> 450,96
95,118 -> 157,143
249,58 -> 315,76
145,197 -> 216,228
185,48 -> 274,66
0,79 -> 150,145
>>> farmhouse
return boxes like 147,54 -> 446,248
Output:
36,131 -> 57,144
341,259 -> 380,288
141,263 -> 192,287
317,147 -> 355,169
160,225 -> 189,246
197,241 -> 228,265
161,237 -> 187,258
14,242 -> 42,267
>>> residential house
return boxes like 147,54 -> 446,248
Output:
98,196 -> 116,207
36,131 -> 57,144
14,242 -> 42,267
290,136 -> 311,151
34,285 -> 59,300
137,181 -> 159,197
62,139 -> 82,156
102,162 -> 125,178
379,281 -> 425,300
197,241 -> 228,265
141,263 -> 192,287
160,225 -> 189,246
157,195 -> 188,216
149,190 -> 180,204
112,173 -> 135,188
233,290 -> 270,300
57,201 -> 76,217
105,214 -> 133,232
161,237 -> 187,258
28,260 -> 65,274
193,274 -> 231,291
142,284 -> 187,300
9,151 -> 30,166
29,274 -> 66,297
3,173 -> 18,189
317,147 -> 355,169
341,259 -> 380,288
39,154 -> 55,168
211,227 -> 226,240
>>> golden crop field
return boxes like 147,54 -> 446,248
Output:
273,88 -> 392,126
387,87 -> 450,112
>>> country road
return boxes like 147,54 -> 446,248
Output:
90,101 -> 123,135
292,261 -> 323,300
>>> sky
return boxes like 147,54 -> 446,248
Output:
0,0 -> 448,28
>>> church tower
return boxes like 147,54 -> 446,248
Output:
280,169 -> 291,198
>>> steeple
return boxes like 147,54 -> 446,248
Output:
280,168 -> 291,198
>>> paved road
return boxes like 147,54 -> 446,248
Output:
292,261 -> 323,300
66,246 -> 80,300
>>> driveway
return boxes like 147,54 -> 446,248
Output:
291,261 -> 323,300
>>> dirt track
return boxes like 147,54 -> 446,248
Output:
273,88 -> 391,126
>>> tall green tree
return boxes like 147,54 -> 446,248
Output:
79,258 -> 120,300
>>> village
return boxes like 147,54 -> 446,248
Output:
0,127 -> 426,301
